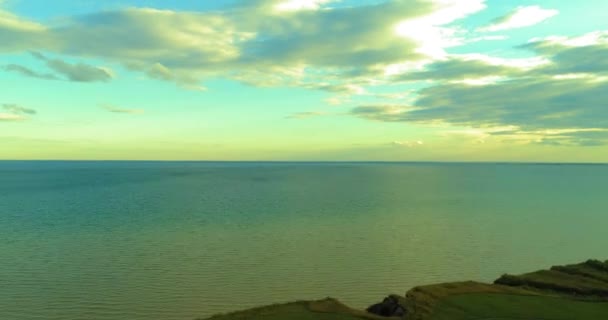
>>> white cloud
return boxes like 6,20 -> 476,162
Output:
275,0 -> 334,11
468,35 -> 508,42
552,73 -> 608,82
392,140 -> 424,147
452,75 -> 505,86
479,6 -> 558,32
395,0 -> 487,58
528,30 -> 608,47
467,53 -> 548,68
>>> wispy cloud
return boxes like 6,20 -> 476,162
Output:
3,64 -> 58,80
31,52 -> 114,82
0,103 -> 36,121
101,104 -> 144,115
3,52 -> 114,82
3,103 -> 37,115
286,111 -> 326,119
350,105 -> 416,122
478,6 -> 558,32
392,140 -> 424,147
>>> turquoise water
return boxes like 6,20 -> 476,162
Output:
1,161 -> 607,320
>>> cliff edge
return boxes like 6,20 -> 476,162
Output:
201,259 -> 608,320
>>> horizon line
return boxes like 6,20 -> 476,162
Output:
1,160 -> 607,165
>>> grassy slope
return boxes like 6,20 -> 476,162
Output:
401,281 -> 537,320
200,260 -> 608,320
494,259 -> 608,297
200,298 -> 395,320
424,259 -> 608,320
429,293 -> 608,320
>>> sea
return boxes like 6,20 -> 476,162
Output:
1,161 -> 607,320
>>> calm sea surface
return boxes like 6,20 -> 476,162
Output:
1,161 -> 607,320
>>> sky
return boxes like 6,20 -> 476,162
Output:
1,0 -> 607,161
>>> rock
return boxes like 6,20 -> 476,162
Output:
366,295 -> 406,317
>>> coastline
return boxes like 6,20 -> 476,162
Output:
202,259 -> 608,320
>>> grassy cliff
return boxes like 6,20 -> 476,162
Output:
201,259 -> 608,320
199,298 -> 393,320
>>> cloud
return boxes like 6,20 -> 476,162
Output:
487,128 -> 608,147
349,31 -> 608,146
3,63 -> 58,80
351,77 -> 608,145
392,140 -> 424,147
351,105 -> 419,122
241,1 -> 430,66
286,111 -> 326,119
478,6 -> 558,32
274,0 -> 335,11
521,31 -> 608,76
567,131 -> 608,146
0,9 -> 49,51
325,96 -> 350,106
394,31 -> 606,84
2,1 -> 604,150
394,0 -> 487,58
530,129 -> 608,146
396,57 -> 525,82
44,58 -> 113,82
1,8 -> 243,87
362,77 -> 608,127
2,103 -> 36,114
0,103 -> 36,121
101,105 -> 144,115
226,0 -> 435,92
54,8 -> 250,88
31,52 -> 113,82
0,1 -> 488,91
3,52 -> 114,82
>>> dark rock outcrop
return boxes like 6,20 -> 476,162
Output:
366,295 -> 406,317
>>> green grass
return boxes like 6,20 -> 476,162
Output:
201,298 -> 391,320
199,259 -> 608,320
429,293 -> 608,320
203,303 -> 355,320
551,260 -> 608,283
495,260 -> 608,297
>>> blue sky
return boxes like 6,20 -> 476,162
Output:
1,0 -> 607,161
